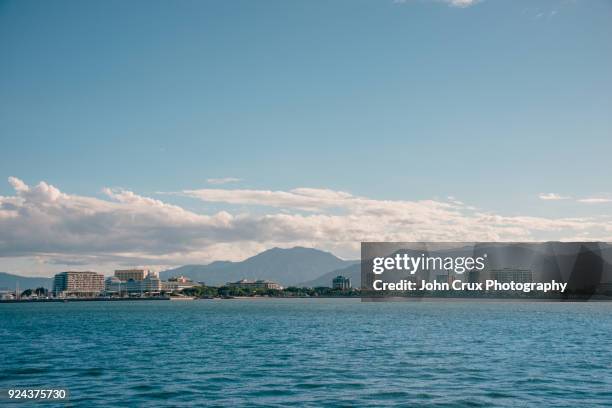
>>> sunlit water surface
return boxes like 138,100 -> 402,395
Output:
1,299 -> 611,407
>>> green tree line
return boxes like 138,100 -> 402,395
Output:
181,285 -> 359,298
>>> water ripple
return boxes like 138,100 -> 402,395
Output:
1,299 -> 612,407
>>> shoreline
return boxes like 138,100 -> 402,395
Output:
3,295 -> 612,303
0,297 -> 172,303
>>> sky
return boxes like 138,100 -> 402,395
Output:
0,0 -> 611,276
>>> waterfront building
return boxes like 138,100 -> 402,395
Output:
332,275 -> 351,290
53,271 -> 104,297
0,290 -> 15,300
105,273 -> 162,295
114,269 -> 148,281
489,268 -> 533,283
126,273 -> 162,294
104,276 -> 123,294
162,276 -> 197,292
226,279 -> 283,290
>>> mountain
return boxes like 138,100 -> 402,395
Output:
298,263 -> 361,288
0,272 -> 53,291
160,247 -> 358,287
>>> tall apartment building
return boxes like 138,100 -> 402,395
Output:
53,271 -> 104,297
332,275 -> 351,290
114,269 -> 148,281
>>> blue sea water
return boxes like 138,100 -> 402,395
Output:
1,299 -> 611,407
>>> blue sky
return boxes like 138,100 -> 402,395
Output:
1,0 -> 611,275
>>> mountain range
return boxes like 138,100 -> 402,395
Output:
0,247 -> 357,291
0,272 -> 53,291
160,247 -> 358,287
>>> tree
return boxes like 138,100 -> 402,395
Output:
20,288 -> 33,298
181,285 -> 219,298
34,287 -> 48,297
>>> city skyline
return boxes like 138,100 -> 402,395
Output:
1,0 -> 611,276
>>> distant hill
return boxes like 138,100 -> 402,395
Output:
0,272 -> 53,291
298,263 -> 361,288
160,247 -> 357,287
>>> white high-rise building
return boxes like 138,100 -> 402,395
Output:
53,271 -> 104,297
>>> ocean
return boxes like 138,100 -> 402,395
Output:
1,299 -> 611,407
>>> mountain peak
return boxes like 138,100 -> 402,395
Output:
160,246 -> 354,286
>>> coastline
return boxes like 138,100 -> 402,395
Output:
0,297 -> 171,303
4,294 -> 612,303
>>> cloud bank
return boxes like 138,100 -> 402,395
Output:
1,177 -> 611,271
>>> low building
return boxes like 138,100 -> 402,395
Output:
489,268 -> 533,283
104,276 -> 123,294
105,273 -> 162,295
126,273 -> 162,294
53,271 -> 104,297
332,275 -> 351,290
0,290 -> 15,300
226,279 -> 283,290
115,269 -> 148,282
162,276 -> 197,292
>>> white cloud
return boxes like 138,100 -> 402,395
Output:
538,192 -> 612,204
1,177 -> 611,274
538,193 -> 571,201
206,177 -> 242,185
394,0 -> 481,7
578,197 -> 612,204
180,187 -> 355,212
447,0 -> 480,7
8,176 -> 29,193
